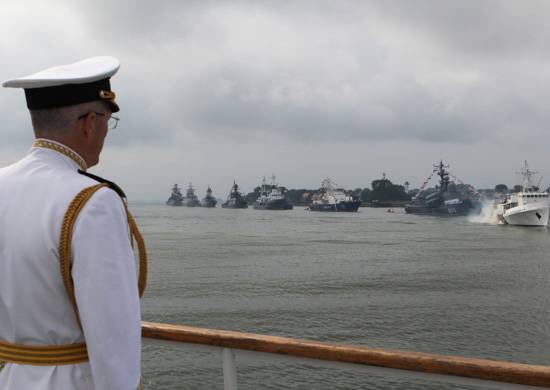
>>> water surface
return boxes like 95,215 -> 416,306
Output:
133,205 -> 550,389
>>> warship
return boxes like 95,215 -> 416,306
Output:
184,183 -> 201,207
253,175 -> 293,210
308,178 -> 361,212
200,186 -> 218,208
221,182 -> 248,209
405,161 -> 481,216
166,184 -> 184,206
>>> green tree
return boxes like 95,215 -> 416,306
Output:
367,178 -> 410,202
494,184 -> 508,193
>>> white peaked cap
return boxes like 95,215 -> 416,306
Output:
2,56 -> 121,112
2,56 -> 120,89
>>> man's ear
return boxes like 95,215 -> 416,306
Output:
80,112 -> 96,141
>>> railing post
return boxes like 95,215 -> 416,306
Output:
222,348 -> 238,390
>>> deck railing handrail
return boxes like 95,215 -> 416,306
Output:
142,321 -> 550,388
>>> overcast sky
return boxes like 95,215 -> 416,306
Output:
2,1 -> 550,200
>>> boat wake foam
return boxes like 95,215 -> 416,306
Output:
468,201 -> 499,225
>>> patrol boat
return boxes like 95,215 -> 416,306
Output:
308,178 -> 361,212
253,175 -> 293,210
184,183 -> 200,207
405,161 -> 481,216
221,181 -> 248,208
495,161 -> 550,226
166,184 -> 184,206
200,186 -> 217,208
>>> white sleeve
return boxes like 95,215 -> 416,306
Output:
71,187 -> 141,390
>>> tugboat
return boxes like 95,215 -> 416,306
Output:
200,186 -> 217,208
253,175 -> 293,210
166,184 -> 184,206
405,161 -> 481,216
494,161 -> 550,226
184,183 -> 200,207
221,181 -> 248,209
308,178 -> 361,212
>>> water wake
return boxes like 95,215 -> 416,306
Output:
468,200 -> 499,225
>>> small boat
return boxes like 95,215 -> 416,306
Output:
200,186 -> 217,208
495,161 -> 550,226
221,182 -> 248,209
308,178 -> 360,212
166,184 -> 184,206
184,183 -> 200,207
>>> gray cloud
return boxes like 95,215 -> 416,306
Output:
2,1 -> 550,199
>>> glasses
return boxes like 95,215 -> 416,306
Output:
78,112 -> 119,130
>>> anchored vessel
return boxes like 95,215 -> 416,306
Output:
253,175 -> 293,210
200,186 -> 217,208
184,183 -> 200,207
405,161 -> 481,216
221,182 -> 248,209
309,178 -> 361,212
495,161 -> 550,226
166,184 -> 184,206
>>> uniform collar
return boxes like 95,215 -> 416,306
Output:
32,139 -> 88,171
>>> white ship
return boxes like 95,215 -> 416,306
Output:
496,161 -> 550,226
308,178 -> 361,212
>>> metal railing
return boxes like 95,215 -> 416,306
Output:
142,321 -> 550,390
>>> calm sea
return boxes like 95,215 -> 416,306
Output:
132,204 -> 550,389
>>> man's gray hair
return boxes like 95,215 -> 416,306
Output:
30,101 -> 106,138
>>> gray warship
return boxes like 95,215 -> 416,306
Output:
200,186 -> 217,208
166,184 -> 184,206
405,161 -> 481,216
221,182 -> 248,209
185,183 -> 201,207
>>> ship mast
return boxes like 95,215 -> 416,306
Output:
518,160 -> 538,192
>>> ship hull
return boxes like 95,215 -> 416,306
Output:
201,199 -> 217,208
503,203 -> 550,226
166,199 -> 183,206
185,199 -> 201,207
254,199 -> 293,210
221,199 -> 248,208
308,200 -> 361,212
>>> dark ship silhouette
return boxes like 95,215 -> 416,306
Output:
405,161 -> 481,216
184,183 -> 200,207
166,184 -> 184,206
221,182 -> 248,209
201,186 -> 217,208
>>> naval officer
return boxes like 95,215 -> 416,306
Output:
0,57 -> 145,389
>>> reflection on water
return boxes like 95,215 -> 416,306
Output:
132,205 -> 550,389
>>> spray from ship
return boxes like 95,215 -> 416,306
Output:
468,200 -> 500,224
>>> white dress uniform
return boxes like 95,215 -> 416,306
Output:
0,58 -> 142,389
